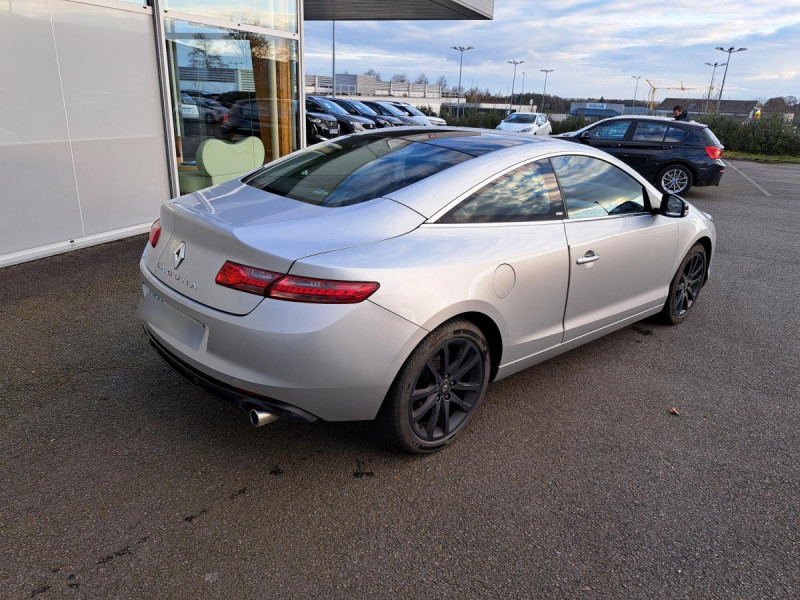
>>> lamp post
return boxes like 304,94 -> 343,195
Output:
540,68 -> 553,113
451,45 -> 473,122
331,21 -> 336,96
631,75 -> 641,109
704,61 -> 726,114
518,71 -> 526,112
715,46 -> 747,114
507,60 -> 524,111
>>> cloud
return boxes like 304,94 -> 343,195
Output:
303,2 -> 800,101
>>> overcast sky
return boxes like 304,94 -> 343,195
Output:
303,0 -> 800,103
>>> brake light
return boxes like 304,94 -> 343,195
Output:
149,219 -> 161,247
269,276 -> 379,304
705,146 -> 723,160
214,262 -> 379,303
215,261 -> 282,295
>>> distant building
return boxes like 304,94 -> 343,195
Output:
569,102 -> 625,118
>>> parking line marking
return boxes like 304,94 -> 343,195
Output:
727,162 -> 772,197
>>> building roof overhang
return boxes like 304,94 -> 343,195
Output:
303,0 -> 494,20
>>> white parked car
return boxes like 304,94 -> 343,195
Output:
496,112 -> 552,135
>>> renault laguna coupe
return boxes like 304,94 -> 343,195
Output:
138,128 -> 715,453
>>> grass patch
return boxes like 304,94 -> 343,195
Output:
724,151 -> 800,164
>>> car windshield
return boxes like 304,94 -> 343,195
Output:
374,102 -> 406,117
245,134 -> 473,207
347,100 -> 378,116
398,104 -> 425,117
312,97 -> 348,115
505,113 -> 537,123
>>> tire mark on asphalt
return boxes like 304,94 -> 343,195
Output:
727,162 -> 772,197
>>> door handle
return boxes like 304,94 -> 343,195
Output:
576,251 -> 600,265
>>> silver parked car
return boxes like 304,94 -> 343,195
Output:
138,128 -> 715,453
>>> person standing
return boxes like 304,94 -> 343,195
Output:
673,105 -> 689,121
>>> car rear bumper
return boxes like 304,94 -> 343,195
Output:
137,257 -> 427,421
695,161 -> 725,187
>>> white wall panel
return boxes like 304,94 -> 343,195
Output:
51,0 -> 170,237
0,0 -> 84,255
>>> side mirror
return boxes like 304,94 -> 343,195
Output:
659,194 -> 688,218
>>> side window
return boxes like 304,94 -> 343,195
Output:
664,127 -> 689,143
438,159 -> 565,224
589,121 -> 631,140
550,155 -> 647,219
632,122 -> 668,142
306,99 -> 320,112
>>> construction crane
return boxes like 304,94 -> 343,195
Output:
645,80 -> 705,111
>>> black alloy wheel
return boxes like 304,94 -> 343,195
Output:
377,319 -> 491,454
661,244 -> 707,324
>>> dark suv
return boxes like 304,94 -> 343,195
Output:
554,116 -> 724,194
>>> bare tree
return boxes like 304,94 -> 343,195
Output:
415,73 -> 430,85
390,73 -> 408,83
434,75 -> 448,90
188,34 -> 225,69
363,68 -> 381,81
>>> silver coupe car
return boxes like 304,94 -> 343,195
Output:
138,128 -> 715,453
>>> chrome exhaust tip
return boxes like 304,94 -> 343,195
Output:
249,409 -> 279,427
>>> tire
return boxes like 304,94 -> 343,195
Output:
377,318 -> 491,454
660,244 -> 707,325
657,164 -> 694,195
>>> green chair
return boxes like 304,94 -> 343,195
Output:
178,136 -> 265,194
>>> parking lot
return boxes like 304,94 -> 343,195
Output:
1,160 -> 798,599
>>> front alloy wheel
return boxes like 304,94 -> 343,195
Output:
378,319 -> 490,453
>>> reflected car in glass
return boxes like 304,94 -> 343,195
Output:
220,97 -> 339,146
496,112 -> 552,136
138,128 -> 715,453
306,95 -> 376,134
554,115 -> 725,194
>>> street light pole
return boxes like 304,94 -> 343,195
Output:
451,45 -> 474,122
331,21 -> 336,96
704,61 -> 726,114
540,69 -> 553,113
631,75 -> 641,109
507,60 -> 524,112
715,46 -> 747,114
519,71 -> 525,112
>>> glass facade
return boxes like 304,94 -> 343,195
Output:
0,0 -> 301,265
164,18 -> 300,195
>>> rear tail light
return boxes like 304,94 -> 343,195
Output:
215,261 -> 282,295
269,276 -> 379,304
705,146 -> 723,160
149,219 -> 161,247
215,262 -> 379,304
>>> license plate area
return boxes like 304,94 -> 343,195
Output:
138,286 -> 206,350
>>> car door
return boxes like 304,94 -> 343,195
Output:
581,119 -> 633,160
618,120 -> 670,180
434,159 -> 570,363
550,154 -> 679,342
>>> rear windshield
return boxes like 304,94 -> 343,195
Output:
703,127 -> 723,147
244,135 -> 473,207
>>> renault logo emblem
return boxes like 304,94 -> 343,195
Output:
173,242 -> 186,269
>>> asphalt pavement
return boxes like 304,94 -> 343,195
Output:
1,160 -> 798,599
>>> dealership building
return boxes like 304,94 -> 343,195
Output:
0,0 -> 493,267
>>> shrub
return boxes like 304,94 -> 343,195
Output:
697,115 -> 800,156
549,116 -> 589,135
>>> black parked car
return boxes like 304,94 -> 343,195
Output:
329,97 -> 402,128
306,95 -> 376,134
360,100 -> 419,126
554,116 -> 724,194
219,97 -> 339,146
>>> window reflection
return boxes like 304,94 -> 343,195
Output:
165,19 -> 299,194
550,155 -> 646,218
163,0 -> 297,33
